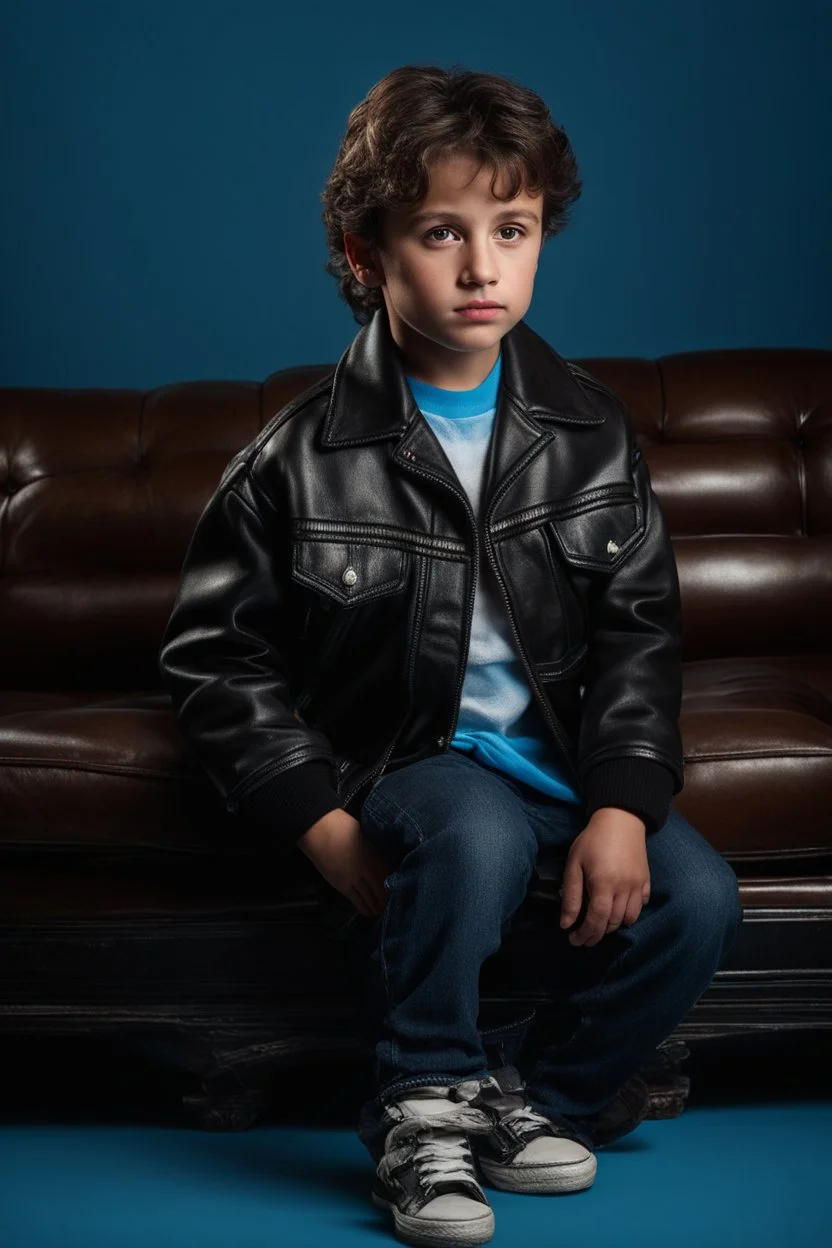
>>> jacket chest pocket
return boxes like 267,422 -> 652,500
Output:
548,490 -> 644,574
290,539 -> 412,720
291,539 -> 409,609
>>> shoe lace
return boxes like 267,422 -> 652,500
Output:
412,1128 -> 476,1185
379,1103 -> 492,1189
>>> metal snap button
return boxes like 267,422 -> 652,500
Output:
341,566 -> 358,586
606,540 -> 619,555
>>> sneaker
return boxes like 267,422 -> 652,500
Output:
468,1065 -> 598,1195
369,1079 -> 497,1246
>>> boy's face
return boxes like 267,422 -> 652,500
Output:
343,152 -> 544,390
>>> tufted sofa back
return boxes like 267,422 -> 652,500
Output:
1,347 -> 829,692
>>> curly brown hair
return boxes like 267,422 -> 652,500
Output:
320,64 -> 583,325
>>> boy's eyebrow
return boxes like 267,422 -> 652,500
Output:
408,208 -> 540,225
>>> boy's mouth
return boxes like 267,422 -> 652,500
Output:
455,306 -> 504,321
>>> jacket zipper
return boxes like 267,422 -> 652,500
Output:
482,432 -> 583,790
417,452 -> 579,784
482,520 -> 582,791
407,465 -> 479,753
340,730 -> 399,809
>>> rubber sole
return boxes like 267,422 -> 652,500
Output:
477,1149 -> 597,1194
371,1188 -> 495,1246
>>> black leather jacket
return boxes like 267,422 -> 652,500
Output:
159,307 -> 685,855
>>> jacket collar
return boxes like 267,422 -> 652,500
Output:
321,303 -> 604,449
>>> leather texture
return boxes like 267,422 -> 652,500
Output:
158,305 -> 684,852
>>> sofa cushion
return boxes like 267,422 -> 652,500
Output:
677,654 -> 832,862
1,657 -> 830,867
0,690 -> 232,852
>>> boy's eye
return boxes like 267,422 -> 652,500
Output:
425,226 -> 524,243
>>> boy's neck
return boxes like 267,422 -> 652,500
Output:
391,326 -> 503,392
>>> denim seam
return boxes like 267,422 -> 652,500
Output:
378,861 -> 397,1083
369,785 -> 426,846
478,1008 -> 537,1039
369,788 -> 426,1089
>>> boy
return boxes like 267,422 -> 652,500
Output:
159,64 -> 743,1248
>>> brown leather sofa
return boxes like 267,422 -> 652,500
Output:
1,346 -> 830,1131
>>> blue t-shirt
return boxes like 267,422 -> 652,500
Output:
405,351 -> 580,804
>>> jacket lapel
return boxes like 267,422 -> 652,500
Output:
320,304 -> 605,515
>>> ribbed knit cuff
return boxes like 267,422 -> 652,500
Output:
235,759 -> 344,854
581,757 -> 677,835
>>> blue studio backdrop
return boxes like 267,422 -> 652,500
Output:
0,0 -> 829,389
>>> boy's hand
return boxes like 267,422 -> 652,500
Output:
559,808 -> 651,947
297,808 -> 396,918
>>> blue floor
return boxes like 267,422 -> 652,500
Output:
1,1034 -> 830,1247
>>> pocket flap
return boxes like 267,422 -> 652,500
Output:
550,495 -> 643,572
292,540 -> 407,606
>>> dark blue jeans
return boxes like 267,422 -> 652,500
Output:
343,749 -> 743,1158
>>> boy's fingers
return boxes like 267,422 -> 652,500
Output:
570,894 -> 611,945
559,866 -> 583,927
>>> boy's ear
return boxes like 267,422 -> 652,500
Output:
343,230 -> 381,287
